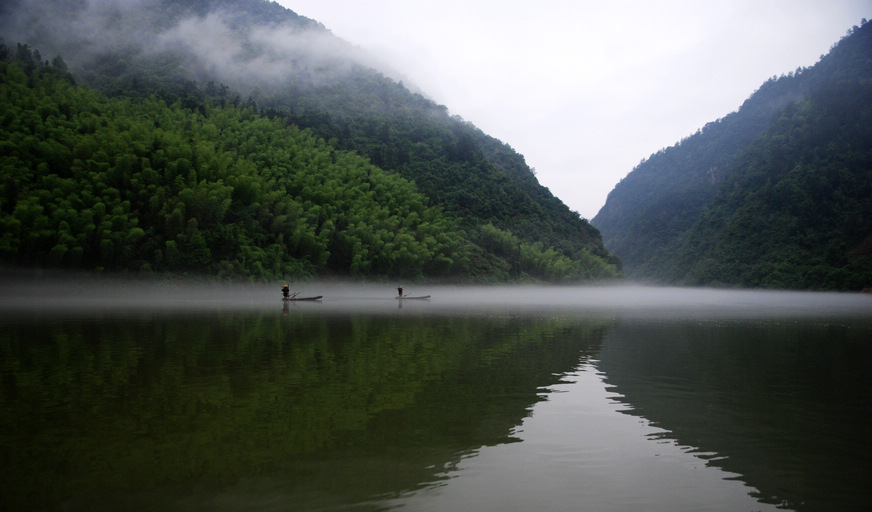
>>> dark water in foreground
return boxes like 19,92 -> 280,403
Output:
1,282 -> 870,511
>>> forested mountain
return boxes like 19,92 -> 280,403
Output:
593,19 -> 871,290
0,0 -> 619,282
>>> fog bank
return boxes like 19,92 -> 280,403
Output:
1,273 -> 869,320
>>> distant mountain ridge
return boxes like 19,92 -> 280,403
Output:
593,19 -> 872,290
0,0 -> 619,281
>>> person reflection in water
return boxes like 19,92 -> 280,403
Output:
282,284 -> 290,299
397,285 -> 404,297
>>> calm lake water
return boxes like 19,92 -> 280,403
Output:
1,281 -> 870,511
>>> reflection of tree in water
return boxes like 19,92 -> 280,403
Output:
595,319 -> 872,512
0,311 -> 610,511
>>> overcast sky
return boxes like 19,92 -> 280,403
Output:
278,1 -> 868,219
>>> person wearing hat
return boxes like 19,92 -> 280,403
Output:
282,284 -> 290,299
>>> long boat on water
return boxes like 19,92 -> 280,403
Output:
397,295 -> 430,300
283,295 -> 323,301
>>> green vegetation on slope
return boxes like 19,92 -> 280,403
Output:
267,70 -> 614,264
0,50 -> 464,278
593,20 -> 872,290
0,45 -> 620,281
667,80 -> 872,289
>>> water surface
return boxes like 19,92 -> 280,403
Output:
1,281 -> 869,511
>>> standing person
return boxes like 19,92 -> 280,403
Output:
282,284 -> 290,299
397,285 -> 404,297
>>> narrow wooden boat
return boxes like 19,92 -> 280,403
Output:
397,295 -> 430,300
283,295 -> 323,301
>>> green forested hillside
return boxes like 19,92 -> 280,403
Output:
0,43 -> 618,281
0,0 -> 619,282
0,53 -> 466,278
666,80 -> 872,289
593,20 -> 872,290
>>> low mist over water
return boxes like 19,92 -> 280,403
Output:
2,274 -> 869,319
1,275 -> 870,511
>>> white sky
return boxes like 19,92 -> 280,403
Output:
277,1 -> 869,219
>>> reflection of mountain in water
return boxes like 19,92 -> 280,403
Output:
0,310 -> 609,511
595,319 -> 872,512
